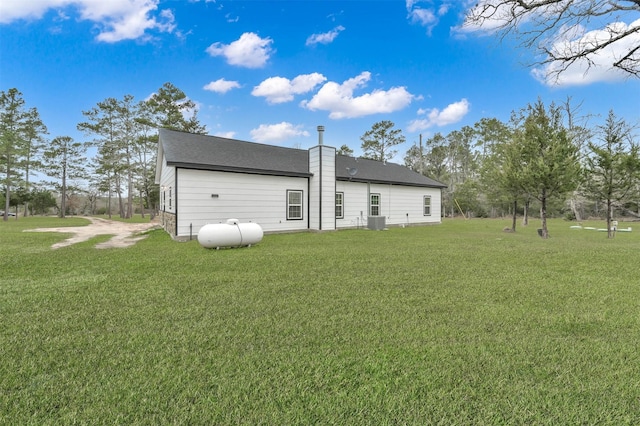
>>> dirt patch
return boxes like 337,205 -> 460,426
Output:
26,217 -> 161,249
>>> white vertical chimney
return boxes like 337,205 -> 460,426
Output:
317,125 -> 325,145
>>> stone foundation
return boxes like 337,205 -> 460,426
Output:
159,211 -> 176,238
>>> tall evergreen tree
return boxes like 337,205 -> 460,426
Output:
360,120 -> 405,162
336,144 -> 354,157
481,125 -> 526,231
583,111 -> 640,238
21,107 -> 48,216
41,136 -> 88,218
516,100 -> 582,239
1,89 -> 35,220
134,101 -> 160,218
78,97 -> 131,218
145,82 -> 206,134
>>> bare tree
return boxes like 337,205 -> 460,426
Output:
464,1 -> 640,81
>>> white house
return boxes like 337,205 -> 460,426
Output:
155,127 -> 446,238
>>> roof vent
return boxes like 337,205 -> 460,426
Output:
317,125 -> 325,145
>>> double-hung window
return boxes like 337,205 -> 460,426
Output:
370,193 -> 380,216
287,190 -> 303,220
423,196 -> 431,216
335,192 -> 344,219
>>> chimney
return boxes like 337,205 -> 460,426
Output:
317,125 -> 325,145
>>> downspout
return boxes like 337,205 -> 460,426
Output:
306,178 -> 310,230
174,169 -> 178,237
318,125 -> 324,231
319,147 -> 323,231
367,181 -> 371,216
333,160 -> 337,231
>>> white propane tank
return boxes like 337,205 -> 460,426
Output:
197,219 -> 263,249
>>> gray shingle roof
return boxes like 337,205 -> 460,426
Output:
159,128 -> 446,188
335,155 -> 446,188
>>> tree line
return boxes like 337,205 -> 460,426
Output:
353,100 -> 639,239
1,83 -> 205,221
3,84 -> 638,239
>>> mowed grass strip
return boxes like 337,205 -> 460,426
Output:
1,217 -> 640,424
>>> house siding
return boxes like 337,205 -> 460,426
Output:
336,181 -> 441,229
336,181 -> 369,228
175,169 -> 309,236
159,154 -> 176,214
158,155 -> 177,236
370,184 -> 442,226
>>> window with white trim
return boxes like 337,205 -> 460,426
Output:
370,193 -> 380,216
287,190 -> 303,220
335,192 -> 344,219
423,195 -> 431,216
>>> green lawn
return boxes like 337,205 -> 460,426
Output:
2,217 -> 640,424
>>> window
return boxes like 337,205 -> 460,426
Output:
287,190 -> 303,220
335,192 -> 344,219
370,193 -> 380,216
168,187 -> 172,209
424,196 -> 431,216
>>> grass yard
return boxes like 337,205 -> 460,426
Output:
1,217 -> 640,424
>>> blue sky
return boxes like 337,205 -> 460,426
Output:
1,0 -> 638,163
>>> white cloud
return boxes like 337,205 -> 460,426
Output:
0,0 -> 176,42
532,20 -> 640,86
250,122 -> 310,143
206,32 -> 273,68
0,0 -> 67,23
406,0 -> 450,34
214,131 -> 236,139
306,25 -> 345,46
301,72 -> 414,119
225,13 -> 239,23
203,78 -> 241,94
252,73 -> 327,104
408,98 -> 470,132
409,8 -> 437,26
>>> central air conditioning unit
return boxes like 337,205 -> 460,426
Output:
367,216 -> 386,231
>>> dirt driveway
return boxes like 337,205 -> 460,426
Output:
26,217 -> 161,249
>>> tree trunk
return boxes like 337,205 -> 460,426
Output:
60,165 -> 67,218
511,199 -> 517,232
606,200 -> 614,239
540,190 -> 549,239
570,196 -> 582,222
126,170 -> 134,219
522,198 -> 529,226
108,187 -> 112,219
